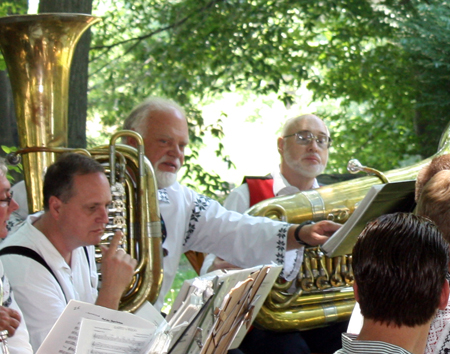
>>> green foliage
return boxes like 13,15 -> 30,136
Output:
87,0 -> 450,189
0,0 -> 27,70
1,146 -> 23,182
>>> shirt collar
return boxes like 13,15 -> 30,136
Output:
340,333 -> 413,354
273,166 -> 319,196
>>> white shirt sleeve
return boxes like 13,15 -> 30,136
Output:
200,184 -> 252,275
0,261 -> 33,354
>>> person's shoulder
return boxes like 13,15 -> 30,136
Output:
224,183 -> 250,212
227,183 -> 250,197
1,214 -> 42,249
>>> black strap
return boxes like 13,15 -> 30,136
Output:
0,246 -> 68,304
83,246 -> 90,269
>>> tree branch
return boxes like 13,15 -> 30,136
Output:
89,0 -> 223,72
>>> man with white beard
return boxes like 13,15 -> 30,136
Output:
200,115 -> 347,354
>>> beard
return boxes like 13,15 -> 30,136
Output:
154,156 -> 180,189
155,169 -> 178,189
284,150 -> 326,179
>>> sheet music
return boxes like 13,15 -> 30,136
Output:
321,180 -> 416,257
170,264 -> 282,354
36,300 -> 165,354
75,318 -> 155,354
36,265 -> 282,354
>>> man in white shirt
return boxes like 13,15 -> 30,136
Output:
0,153 -> 137,352
201,114 -> 328,273
201,115 -> 347,354
122,97 -> 341,313
336,212 -> 449,354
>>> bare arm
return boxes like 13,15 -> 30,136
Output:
96,231 -> 137,309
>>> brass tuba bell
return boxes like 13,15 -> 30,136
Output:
0,13 -> 163,311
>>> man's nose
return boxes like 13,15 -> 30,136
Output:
8,198 -> 19,213
98,206 -> 110,224
168,144 -> 183,159
307,138 -> 319,151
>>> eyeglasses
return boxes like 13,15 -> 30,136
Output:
283,131 -> 332,149
0,191 -> 13,207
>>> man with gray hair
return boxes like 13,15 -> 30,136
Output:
122,97 -> 341,316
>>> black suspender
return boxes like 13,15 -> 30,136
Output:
0,246 -> 91,304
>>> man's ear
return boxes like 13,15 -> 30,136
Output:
353,281 -> 360,303
277,137 -> 284,155
125,133 -> 138,149
48,195 -> 63,219
439,280 -> 450,310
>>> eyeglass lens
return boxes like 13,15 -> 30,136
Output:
296,131 -> 329,148
0,191 -> 13,206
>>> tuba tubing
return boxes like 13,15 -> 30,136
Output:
92,141 -> 163,310
248,120 -> 450,332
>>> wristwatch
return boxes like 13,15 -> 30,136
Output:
294,220 -> 315,246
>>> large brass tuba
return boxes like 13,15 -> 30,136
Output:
248,122 -> 450,331
0,13 -> 163,311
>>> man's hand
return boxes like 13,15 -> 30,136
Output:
0,306 -> 20,337
96,231 -> 138,309
287,220 -> 341,250
207,256 -> 242,273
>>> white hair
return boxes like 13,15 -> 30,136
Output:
123,97 -> 186,137
0,158 -> 7,178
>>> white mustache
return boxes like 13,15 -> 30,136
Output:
156,156 -> 181,171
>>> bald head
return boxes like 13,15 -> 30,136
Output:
281,114 -> 329,137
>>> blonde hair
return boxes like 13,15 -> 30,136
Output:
415,154 -> 450,201
416,169 -> 450,242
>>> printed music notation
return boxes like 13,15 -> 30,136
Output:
36,300 -> 169,354
78,319 -> 151,353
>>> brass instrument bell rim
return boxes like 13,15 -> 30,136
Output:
0,13 -> 101,25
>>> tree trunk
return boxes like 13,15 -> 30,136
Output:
39,0 -> 94,148
0,0 -> 28,156
0,71 -> 19,149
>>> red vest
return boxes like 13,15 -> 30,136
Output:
243,175 -> 275,207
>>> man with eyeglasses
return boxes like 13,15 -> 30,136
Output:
201,114 -> 344,354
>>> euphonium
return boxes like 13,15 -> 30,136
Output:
248,121 -> 450,332
0,13 -> 163,311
